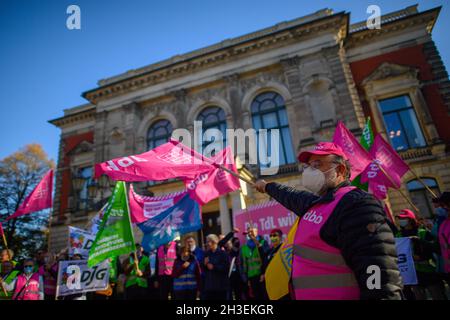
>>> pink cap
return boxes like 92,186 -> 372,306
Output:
297,142 -> 348,163
398,209 -> 417,221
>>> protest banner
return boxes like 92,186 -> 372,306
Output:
88,181 -> 136,267
68,226 -> 96,259
233,201 -> 297,244
55,259 -> 110,297
395,237 -> 418,285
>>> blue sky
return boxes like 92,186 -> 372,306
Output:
1,0 -> 449,163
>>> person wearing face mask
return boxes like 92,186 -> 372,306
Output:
8,259 -> 44,300
396,209 -> 447,300
38,252 -> 58,300
254,141 -> 402,300
266,229 -> 283,266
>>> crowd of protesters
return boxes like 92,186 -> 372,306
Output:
1,192 -> 449,300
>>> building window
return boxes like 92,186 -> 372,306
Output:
77,166 -> 93,211
378,95 -> 426,152
196,106 -> 227,157
407,178 -> 440,219
147,119 -> 173,150
251,91 -> 295,168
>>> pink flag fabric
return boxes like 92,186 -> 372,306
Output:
7,169 -> 53,220
128,184 -> 186,224
332,121 -> 372,181
184,146 -> 241,205
94,139 -> 215,182
368,180 -> 388,200
0,223 -> 4,238
361,134 -> 410,189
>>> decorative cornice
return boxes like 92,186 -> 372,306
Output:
361,62 -> 418,87
82,13 -> 349,104
48,109 -> 96,128
345,7 -> 440,49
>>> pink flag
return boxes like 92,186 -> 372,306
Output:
368,180 -> 388,200
95,139 -> 215,182
332,121 -> 372,181
184,146 -> 241,205
7,169 -> 53,220
128,184 -> 186,224
0,223 -> 4,238
361,134 -> 410,189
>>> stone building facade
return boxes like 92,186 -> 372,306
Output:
49,5 -> 450,252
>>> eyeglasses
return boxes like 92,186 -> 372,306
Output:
300,160 -> 339,172
269,234 -> 279,238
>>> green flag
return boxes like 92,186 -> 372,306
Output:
351,118 -> 374,191
88,181 -> 136,267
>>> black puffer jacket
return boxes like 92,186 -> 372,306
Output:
265,181 -> 403,300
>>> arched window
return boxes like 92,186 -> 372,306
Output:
147,119 -> 173,150
407,178 -> 440,218
196,106 -> 227,157
251,91 -> 295,168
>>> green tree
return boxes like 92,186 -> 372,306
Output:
0,144 -> 55,259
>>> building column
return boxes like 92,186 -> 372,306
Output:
219,195 -> 231,234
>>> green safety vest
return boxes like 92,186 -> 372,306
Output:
126,255 -> 150,288
241,240 -> 266,278
0,270 -> 20,300
109,258 -> 118,283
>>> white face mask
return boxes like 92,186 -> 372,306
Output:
302,166 -> 337,195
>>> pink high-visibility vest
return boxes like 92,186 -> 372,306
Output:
158,242 -> 177,276
292,186 -> 360,300
438,219 -> 450,273
13,273 -> 41,300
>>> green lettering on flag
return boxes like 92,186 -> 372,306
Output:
88,181 -> 135,267
351,117 -> 374,191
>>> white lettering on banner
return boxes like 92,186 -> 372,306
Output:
66,265 -> 81,290
186,173 -> 209,190
215,169 -> 229,182
157,145 -> 196,164
105,156 -> 148,171
367,160 -> 381,179
259,217 -> 277,231
144,198 -> 175,218
56,260 -> 109,297
302,210 -> 323,224
377,146 -> 394,167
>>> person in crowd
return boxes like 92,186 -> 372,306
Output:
266,229 -> 283,266
228,236 -> 246,300
437,192 -> 450,290
397,209 -> 447,300
157,241 -> 177,300
431,194 -> 450,275
203,234 -> 230,300
124,244 -> 150,300
172,246 -> 202,300
0,249 -> 17,271
92,257 -> 123,300
241,226 -> 269,300
38,252 -> 58,300
146,249 -> 160,300
8,258 -> 44,300
184,236 -> 204,267
254,142 -> 403,300
0,261 -> 19,300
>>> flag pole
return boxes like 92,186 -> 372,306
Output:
408,169 -> 438,198
123,182 -> 139,273
374,162 -> 420,215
